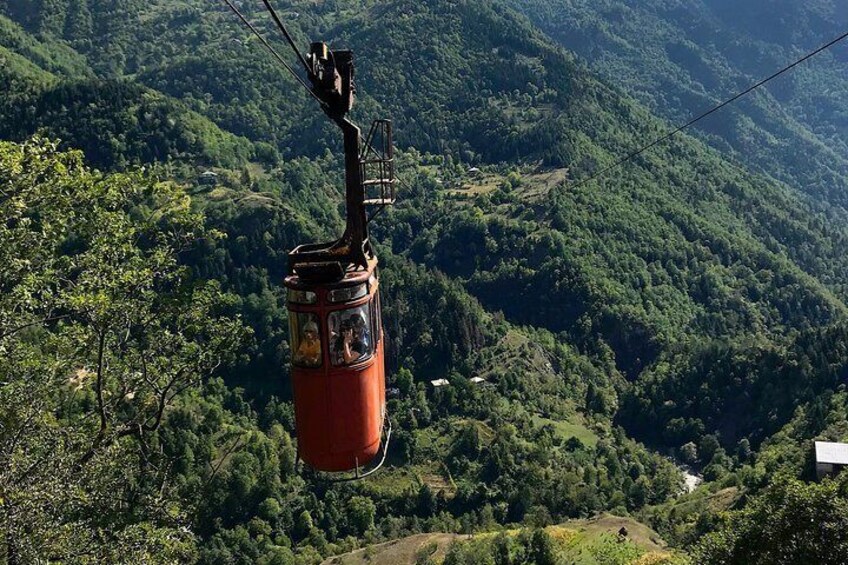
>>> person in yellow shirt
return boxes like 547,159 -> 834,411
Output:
295,320 -> 322,366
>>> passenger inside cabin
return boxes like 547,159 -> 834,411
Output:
294,320 -> 322,367
339,311 -> 370,365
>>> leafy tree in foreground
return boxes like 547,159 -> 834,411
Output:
0,139 -> 247,562
693,473 -> 848,564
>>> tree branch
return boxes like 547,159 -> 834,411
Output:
204,434 -> 245,488
95,331 -> 108,437
0,315 -> 70,341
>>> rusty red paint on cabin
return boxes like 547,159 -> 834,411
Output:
285,261 -> 386,472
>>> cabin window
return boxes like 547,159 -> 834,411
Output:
328,304 -> 373,366
328,283 -> 368,304
372,291 -> 382,345
288,289 -> 318,305
290,312 -> 322,368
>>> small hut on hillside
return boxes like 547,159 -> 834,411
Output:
815,441 -> 848,480
198,170 -> 219,186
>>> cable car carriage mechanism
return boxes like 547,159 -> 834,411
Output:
282,44 -> 396,478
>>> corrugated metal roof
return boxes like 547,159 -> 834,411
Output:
430,379 -> 450,387
815,441 -> 848,465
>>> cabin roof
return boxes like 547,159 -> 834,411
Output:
430,378 -> 450,387
815,441 -> 848,465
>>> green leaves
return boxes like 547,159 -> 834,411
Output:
693,474 -> 848,564
0,138 -> 247,562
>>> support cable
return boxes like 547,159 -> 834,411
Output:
260,0 -> 313,75
570,29 -> 848,189
222,0 -> 327,108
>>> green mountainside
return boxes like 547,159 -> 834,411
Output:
0,77 -> 255,168
0,11 -> 254,169
0,12 -> 90,77
2,0 -> 848,563
508,0 -> 848,212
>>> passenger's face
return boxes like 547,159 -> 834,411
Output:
304,329 -> 317,342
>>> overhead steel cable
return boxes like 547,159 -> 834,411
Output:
222,0 -> 327,108
260,0 -> 313,75
570,29 -> 848,189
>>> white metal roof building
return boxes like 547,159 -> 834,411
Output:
815,441 -> 848,464
814,441 -> 848,480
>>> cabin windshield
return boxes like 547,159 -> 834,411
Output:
328,304 -> 373,366
290,312 -> 322,368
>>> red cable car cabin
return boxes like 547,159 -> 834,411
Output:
282,41 -> 395,476
285,259 -> 386,472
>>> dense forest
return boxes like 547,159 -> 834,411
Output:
509,0 -> 848,213
2,1 -> 848,563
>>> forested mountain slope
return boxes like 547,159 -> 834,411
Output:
0,13 -> 254,169
2,0 -> 848,563
0,77 -> 255,168
508,0 -> 848,212
0,12 -> 90,77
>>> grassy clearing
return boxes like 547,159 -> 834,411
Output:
359,465 -> 423,498
416,426 -> 454,455
476,330 -> 559,382
566,514 -> 668,553
321,514 -> 683,565
532,415 -> 599,448
360,462 -> 457,499
322,533 -> 460,565
452,172 -> 504,196
517,167 -> 570,201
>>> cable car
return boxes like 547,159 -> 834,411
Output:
223,0 -> 395,477
282,42 -> 396,476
